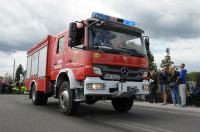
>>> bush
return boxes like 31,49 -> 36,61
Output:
187,72 -> 200,87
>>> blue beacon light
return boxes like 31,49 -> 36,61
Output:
91,12 -> 136,27
91,12 -> 109,21
123,19 -> 135,26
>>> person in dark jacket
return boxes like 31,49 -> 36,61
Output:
169,66 -> 180,105
1,80 -> 6,94
149,70 -> 158,103
159,67 -> 169,105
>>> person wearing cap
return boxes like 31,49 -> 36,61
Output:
178,63 -> 187,107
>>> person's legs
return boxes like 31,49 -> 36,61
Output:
2,85 -> 5,94
174,84 -> 180,104
159,84 -> 164,103
182,84 -> 186,106
179,84 -> 186,106
153,88 -> 157,103
163,84 -> 167,104
159,84 -> 163,94
177,84 -> 181,105
149,86 -> 153,103
171,88 -> 176,105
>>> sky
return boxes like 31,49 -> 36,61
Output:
0,0 -> 200,76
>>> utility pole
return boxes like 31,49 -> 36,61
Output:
13,59 -> 15,80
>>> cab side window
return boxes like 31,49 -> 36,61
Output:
57,36 -> 65,53
73,27 -> 84,48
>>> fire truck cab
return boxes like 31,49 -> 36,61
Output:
25,12 -> 150,115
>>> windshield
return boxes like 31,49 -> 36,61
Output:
88,26 -> 147,57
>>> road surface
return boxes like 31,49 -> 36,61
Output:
0,95 -> 199,132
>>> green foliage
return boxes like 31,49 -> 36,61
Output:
15,64 -> 24,81
160,48 -> 174,71
0,76 -> 3,79
148,51 -> 157,71
187,72 -> 200,87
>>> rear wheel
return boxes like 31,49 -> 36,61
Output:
112,97 -> 134,112
58,81 -> 79,115
32,84 -> 48,105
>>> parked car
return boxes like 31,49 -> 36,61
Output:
187,87 -> 200,107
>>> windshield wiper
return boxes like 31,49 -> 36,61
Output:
118,47 -> 145,57
100,44 -> 121,54
93,43 -> 144,57
94,42 -> 121,54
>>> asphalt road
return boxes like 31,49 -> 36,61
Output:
0,95 -> 199,132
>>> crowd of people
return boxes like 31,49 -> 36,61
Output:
0,80 -> 25,94
149,63 -> 187,107
0,80 -> 12,94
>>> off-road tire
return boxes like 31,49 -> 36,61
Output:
112,97 -> 134,112
58,81 -> 79,115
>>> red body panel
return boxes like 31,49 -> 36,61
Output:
91,52 -> 148,68
25,36 -> 52,92
24,80 -> 31,90
24,21 -> 148,94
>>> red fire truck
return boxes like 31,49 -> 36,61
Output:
25,12 -> 150,115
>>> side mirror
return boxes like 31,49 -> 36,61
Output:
144,36 -> 150,54
144,37 -> 150,51
68,22 -> 77,47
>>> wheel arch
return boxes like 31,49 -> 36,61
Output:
29,80 -> 37,99
30,80 -> 37,91
55,68 -> 82,97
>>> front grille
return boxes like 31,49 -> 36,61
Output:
93,64 -> 147,81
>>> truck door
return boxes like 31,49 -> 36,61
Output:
54,36 -> 65,70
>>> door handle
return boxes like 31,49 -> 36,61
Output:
68,58 -> 72,62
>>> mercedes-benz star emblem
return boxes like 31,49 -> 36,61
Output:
121,67 -> 128,77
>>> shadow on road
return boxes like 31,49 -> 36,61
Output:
39,99 -> 155,122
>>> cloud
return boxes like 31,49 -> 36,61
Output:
1,0 -> 200,52
0,0 -> 200,73
0,51 -> 26,76
0,0 -> 118,52
0,0 -> 67,52
105,0 -> 200,40
152,37 -> 200,72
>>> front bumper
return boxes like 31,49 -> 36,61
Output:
84,77 -> 149,97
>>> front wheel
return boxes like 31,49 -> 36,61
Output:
58,81 -> 79,115
112,97 -> 134,112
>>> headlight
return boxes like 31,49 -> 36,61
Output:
143,71 -> 148,78
86,83 -> 105,90
143,85 -> 150,91
93,67 -> 102,75
143,71 -> 149,80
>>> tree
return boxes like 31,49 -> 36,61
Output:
148,51 -> 157,71
15,64 -> 24,81
0,76 -> 3,80
160,48 -> 174,71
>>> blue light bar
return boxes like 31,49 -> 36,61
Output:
123,19 -> 135,26
91,12 -> 136,27
91,12 -> 109,21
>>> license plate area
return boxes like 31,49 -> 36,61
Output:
142,85 -> 150,91
127,86 -> 138,93
118,82 -> 127,93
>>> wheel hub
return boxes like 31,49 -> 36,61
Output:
60,89 -> 70,109
32,87 -> 36,101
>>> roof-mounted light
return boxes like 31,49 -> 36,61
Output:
91,12 -> 135,27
